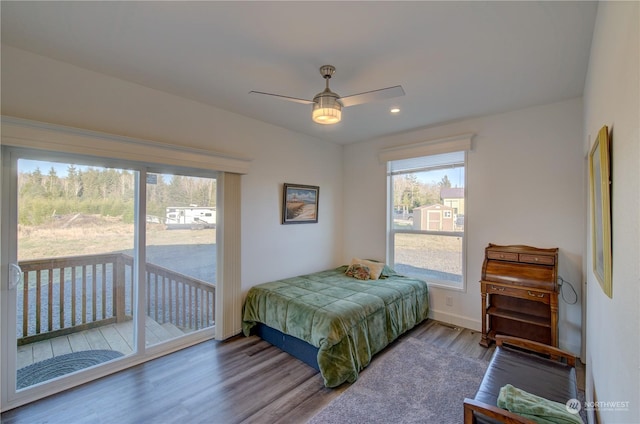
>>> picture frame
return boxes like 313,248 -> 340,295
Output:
282,183 -> 319,224
588,125 -> 612,298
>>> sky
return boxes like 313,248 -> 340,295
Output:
19,159 -> 89,176
416,167 -> 465,188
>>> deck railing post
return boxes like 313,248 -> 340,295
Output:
115,254 -> 127,323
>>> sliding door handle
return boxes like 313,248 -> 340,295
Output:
9,263 -> 22,290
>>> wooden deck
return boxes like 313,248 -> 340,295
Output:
17,316 -> 188,369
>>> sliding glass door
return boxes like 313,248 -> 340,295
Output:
1,147 -> 218,410
13,158 -> 138,391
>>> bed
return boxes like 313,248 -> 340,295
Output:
241,262 -> 429,387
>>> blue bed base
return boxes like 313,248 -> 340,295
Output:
255,323 -> 320,371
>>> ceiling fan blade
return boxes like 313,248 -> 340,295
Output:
249,91 -> 313,105
340,85 -> 405,107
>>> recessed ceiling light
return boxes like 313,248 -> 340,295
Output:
390,108 -> 401,114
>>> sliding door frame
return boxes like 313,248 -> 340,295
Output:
1,117 -> 248,411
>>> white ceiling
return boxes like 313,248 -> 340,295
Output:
1,1 -> 598,144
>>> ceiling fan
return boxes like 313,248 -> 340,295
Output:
250,65 -> 405,125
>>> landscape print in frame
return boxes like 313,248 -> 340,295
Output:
282,183 -> 319,224
589,125 -> 612,298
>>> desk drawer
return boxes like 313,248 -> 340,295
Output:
519,253 -> 555,265
485,283 -> 550,302
487,251 -> 519,262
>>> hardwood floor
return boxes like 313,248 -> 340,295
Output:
1,321 -> 495,424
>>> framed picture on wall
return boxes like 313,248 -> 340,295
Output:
588,125 -> 612,298
282,183 -> 319,224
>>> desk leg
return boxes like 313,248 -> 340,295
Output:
550,293 -> 559,347
479,291 -> 490,347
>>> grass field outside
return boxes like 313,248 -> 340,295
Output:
393,232 -> 463,284
18,214 -> 215,261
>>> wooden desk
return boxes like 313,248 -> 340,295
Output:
479,244 -> 559,347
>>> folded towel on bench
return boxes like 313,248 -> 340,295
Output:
497,384 -> 584,424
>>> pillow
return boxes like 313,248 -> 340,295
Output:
350,258 -> 385,280
345,263 -> 371,280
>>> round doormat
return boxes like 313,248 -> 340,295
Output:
17,349 -> 123,389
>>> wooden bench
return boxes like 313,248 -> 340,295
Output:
464,335 -> 579,424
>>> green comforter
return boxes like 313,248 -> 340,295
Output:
242,266 -> 429,387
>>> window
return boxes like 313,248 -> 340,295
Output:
387,151 -> 466,289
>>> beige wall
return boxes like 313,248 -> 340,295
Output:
582,2 -> 640,423
343,98 -> 585,355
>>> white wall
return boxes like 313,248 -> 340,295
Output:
583,2 -> 640,423
0,45 -> 344,293
343,98 -> 585,354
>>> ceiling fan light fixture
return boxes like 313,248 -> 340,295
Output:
312,92 -> 343,125
250,64 -> 404,126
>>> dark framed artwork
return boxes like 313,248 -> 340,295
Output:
282,183 -> 319,224
588,125 -> 612,298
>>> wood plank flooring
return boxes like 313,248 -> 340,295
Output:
2,320 -> 580,424
17,316 -> 187,368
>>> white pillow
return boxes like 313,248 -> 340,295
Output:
350,258 -> 385,280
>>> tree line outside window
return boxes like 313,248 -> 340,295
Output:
17,164 -> 216,225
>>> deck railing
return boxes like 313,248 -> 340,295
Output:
145,261 -> 216,332
17,253 -> 215,346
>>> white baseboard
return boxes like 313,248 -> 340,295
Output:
428,309 -> 482,332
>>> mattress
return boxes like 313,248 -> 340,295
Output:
242,265 -> 429,387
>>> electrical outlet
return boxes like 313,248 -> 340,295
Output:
446,296 -> 453,306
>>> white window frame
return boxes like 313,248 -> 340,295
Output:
379,134 -> 473,292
